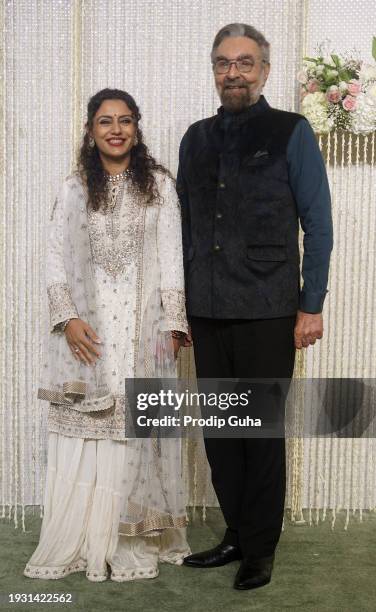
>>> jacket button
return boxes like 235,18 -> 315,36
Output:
216,212 -> 223,219
218,181 -> 226,189
214,244 -> 221,252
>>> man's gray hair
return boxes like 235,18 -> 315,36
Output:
211,23 -> 270,64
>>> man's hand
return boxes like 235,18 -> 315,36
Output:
294,310 -> 323,349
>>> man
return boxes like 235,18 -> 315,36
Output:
177,23 -> 333,590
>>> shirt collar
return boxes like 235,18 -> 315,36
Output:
217,95 -> 270,128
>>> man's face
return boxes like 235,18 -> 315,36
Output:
213,36 -> 270,112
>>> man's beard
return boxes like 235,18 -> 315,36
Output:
220,82 -> 260,113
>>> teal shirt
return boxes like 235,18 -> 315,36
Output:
286,119 -> 333,313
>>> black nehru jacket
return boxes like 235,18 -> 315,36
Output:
177,96 -> 332,320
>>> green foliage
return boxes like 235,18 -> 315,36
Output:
303,56 -> 319,63
338,69 -> 353,82
331,54 -> 341,67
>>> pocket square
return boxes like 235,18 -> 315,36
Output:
253,150 -> 269,158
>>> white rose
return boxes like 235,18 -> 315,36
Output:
366,83 -> 376,100
316,65 -> 325,75
351,92 -> 376,134
327,69 -> 338,78
301,92 -> 332,133
301,92 -> 325,108
338,81 -> 348,92
359,63 -> 376,82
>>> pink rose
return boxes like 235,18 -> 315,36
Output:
342,95 -> 357,111
306,79 -> 320,93
347,79 -> 361,96
326,85 -> 341,103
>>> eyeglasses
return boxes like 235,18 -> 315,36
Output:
213,58 -> 266,74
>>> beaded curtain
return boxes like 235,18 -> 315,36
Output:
299,0 -> 376,527
0,0 -> 375,529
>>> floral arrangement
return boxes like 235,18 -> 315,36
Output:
298,38 -> 376,134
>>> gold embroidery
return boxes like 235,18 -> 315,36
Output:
88,182 -> 143,279
24,559 -> 87,579
133,204 -> 147,372
47,282 -> 79,330
161,289 -> 187,331
119,512 -> 187,536
105,183 -> 123,240
47,394 -> 127,439
38,381 -> 114,412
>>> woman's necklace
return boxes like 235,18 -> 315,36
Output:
105,168 -> 131,184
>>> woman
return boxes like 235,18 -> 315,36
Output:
24,88 -> 190,582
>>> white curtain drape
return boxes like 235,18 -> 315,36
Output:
1,0 -> 375,528
300,1 -> 376,526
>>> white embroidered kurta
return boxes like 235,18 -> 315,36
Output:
24,172 -> 190,582
42,172 -> 188,439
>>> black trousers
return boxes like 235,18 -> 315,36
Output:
190,316 -> 296,558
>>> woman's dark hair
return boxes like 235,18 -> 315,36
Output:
78,88 -> 171,210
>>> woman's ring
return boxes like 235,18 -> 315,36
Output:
74,347 -> 80,353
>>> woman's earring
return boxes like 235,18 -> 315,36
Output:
89,137 -> 95,148
134,135 -> 138,146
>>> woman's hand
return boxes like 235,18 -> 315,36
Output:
172,335 -> 187,359
182,326 -> 193,348
171,327 -> 192,359
65,318 -> 102,365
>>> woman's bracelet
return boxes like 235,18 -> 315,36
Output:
171,330 -> 186,339
61,319 -> 72,332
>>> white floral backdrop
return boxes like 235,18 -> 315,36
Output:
0,0 -> 375,529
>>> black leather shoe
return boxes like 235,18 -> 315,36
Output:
183,544 -> 242,568
234,554 -> 274,590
